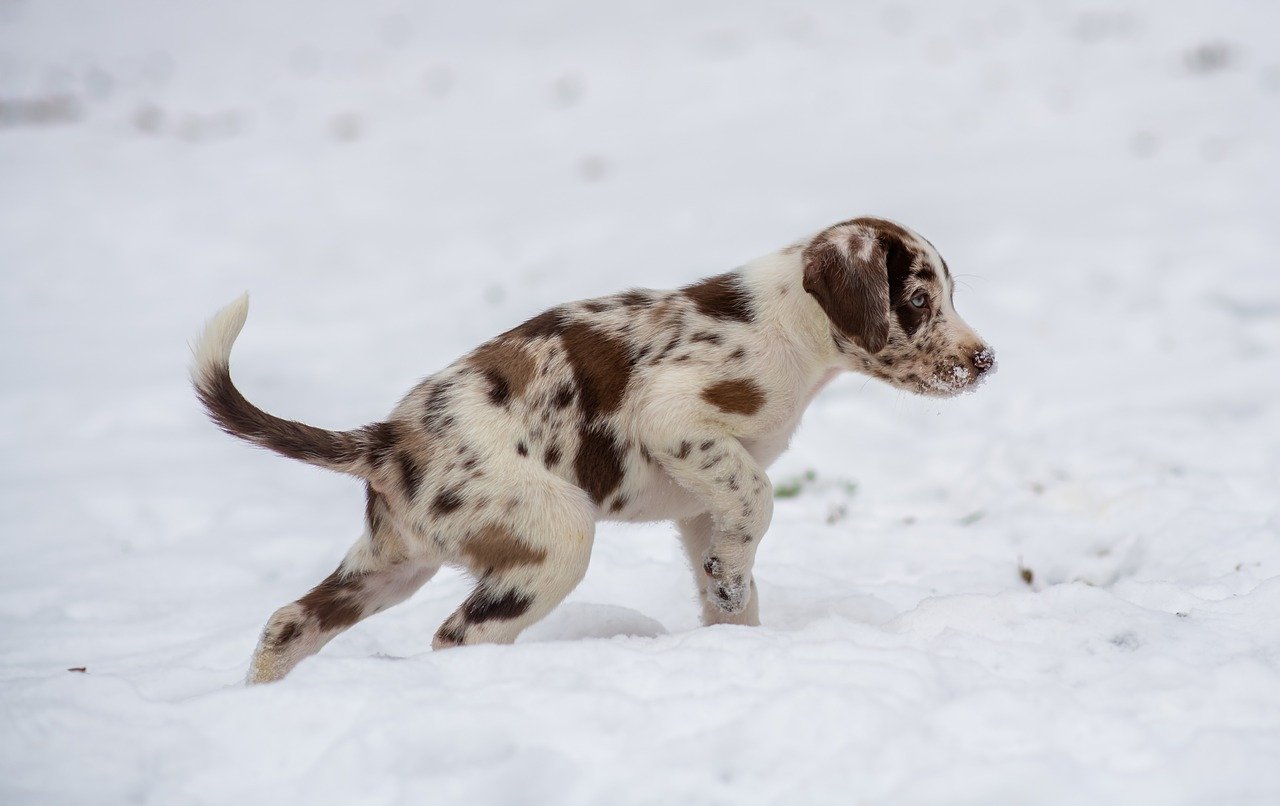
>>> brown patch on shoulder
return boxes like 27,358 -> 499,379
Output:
462,524 -> 547,574
298,570 -> 366,632
575,423 -> 626,504
681,273 -> 755,323
702,378 -> 765,416
561,321 -> 635,419
469,339 -> 536,406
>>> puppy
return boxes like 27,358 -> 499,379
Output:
191,216 -> 995,683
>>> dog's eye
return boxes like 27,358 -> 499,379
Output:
910,293 -> 928,309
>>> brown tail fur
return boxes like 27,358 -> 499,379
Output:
190,295 -> 398,479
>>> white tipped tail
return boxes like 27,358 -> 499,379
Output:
189,293 -> 397,480
191,293 -> 250,383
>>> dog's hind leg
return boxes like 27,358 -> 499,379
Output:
432,480 -> 595,649
246,488 -> 439,684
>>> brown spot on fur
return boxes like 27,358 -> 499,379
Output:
681,273 -> 755,323
463,587 -> 533,623
298,570 -> 365,632
618,289 -> 652,307
552,383 -> 575,409
397,452 -> 423,499
674,440 -> 692,460
561,322 -> 634,419
363,421 -> 402,465
648,296 -> 678,322
434,621 -> 466,647
421,380 -> 455,434
702,378 -> 765,416
364,484 -> 386,533
575,423 -> 626,505
690,331 -> 723,345
269,620 -> 302,648
507,307 -> 567,340
650,334 -> 682,364
544,444 -> 561,467
610,496 -> 628,513
432,488 -> 465,516
462,524 -> 547,574
470,339 -> 536,407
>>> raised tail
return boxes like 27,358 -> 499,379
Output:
190,295 -> 398,479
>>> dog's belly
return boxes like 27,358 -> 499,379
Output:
606,423 -> 802,525
609,464 -> 706,523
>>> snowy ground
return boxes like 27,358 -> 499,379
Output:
3,1 -> 1280,803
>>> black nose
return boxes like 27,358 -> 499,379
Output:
972,346 -> 996,375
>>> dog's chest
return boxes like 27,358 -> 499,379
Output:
608,368 -> 836,525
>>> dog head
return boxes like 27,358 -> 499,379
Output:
802,217 -> 995,397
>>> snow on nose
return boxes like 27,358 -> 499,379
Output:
972,346 -> 996,376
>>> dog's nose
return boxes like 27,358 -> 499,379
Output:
971,346 -> 996,375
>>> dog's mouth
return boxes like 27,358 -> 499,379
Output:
918,354 -> 997,397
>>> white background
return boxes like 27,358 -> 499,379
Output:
2,1 -> 1278,803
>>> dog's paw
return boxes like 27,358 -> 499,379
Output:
702,555 -> 749,615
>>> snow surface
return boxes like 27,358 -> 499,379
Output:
3,1 -> 1280,803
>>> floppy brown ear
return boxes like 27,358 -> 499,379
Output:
801,232 -> 891,353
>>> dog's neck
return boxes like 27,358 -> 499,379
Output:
740,246 -> 845,374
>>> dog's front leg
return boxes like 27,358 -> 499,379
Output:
677,513 -> 761,626
656,432 -> 773,615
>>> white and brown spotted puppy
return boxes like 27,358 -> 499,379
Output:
191,216 -> 994,684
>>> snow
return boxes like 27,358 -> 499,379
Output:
2,0 -> 1279,803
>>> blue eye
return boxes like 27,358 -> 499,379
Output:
910,293 -> 927,309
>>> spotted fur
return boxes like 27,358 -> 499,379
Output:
190,216 -> 994,684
